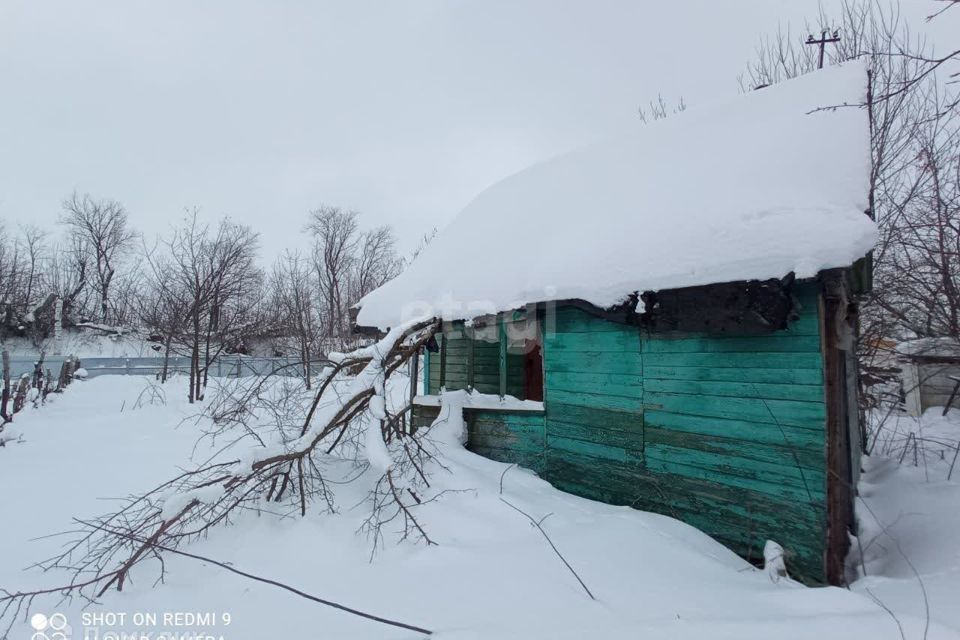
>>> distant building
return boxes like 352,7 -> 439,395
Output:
896,337 -> 960,416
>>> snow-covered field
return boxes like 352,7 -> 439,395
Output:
2,376 -> 959,639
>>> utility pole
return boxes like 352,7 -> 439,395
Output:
806,29 -> 841,69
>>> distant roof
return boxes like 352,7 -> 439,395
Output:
357,61 -> 877,330
896,337 -> 960,359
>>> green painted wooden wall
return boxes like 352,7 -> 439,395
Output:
415,282 -> 829,582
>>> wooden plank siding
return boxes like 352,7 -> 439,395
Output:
413,281 -> 832,583
468,411 -> 547,473
639,283 -> 828,582
541,306 -> 647,512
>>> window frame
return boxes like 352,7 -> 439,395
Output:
420,311 -> 545,408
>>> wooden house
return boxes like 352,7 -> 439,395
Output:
355,63 -> 877,585
897,337 -> 960,416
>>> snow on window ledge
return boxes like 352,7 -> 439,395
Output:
413,391 -> 544,413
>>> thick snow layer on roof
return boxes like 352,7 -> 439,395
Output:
358,61 -> 877,330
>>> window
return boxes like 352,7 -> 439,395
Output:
425,312 -> 543,402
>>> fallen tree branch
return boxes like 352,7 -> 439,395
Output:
87,519 -> 434,636
498,466 -> 595,601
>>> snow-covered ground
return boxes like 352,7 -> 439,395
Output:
2,377 -> 959,639
852,409 -> 960,636
869,408 -> 960,471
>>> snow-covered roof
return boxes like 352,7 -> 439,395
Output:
357,61 -> 877,330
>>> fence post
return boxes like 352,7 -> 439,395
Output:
410,349 -> 419,405
1,350 -> 10,421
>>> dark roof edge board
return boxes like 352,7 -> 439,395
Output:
353,273 -> 813,337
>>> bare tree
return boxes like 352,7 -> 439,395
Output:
138,252 -> 192,383
0,225 -> 59,343
0,199 -> 414,357
48,234 -> 89,328
147,211 -> 261,402
0,224 -> 25,338
305,206 -> 405,346
308,206 -> 359,341
352,226 -> 403,303
270,251 -> 323,389
60,192 -> 136,325
18,225 -> 47,314
741,1 -> 959,410
872,103 -> 960,339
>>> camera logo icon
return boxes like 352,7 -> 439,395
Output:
30,612 -> 72,640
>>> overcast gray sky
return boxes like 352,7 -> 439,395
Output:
1,1 -> 956,259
